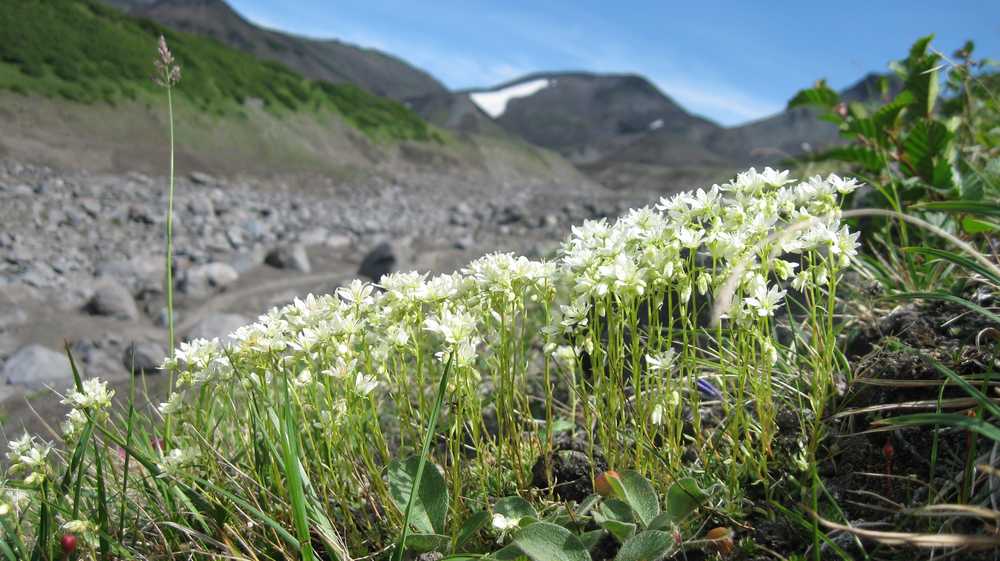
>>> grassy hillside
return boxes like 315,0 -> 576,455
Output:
0,0 -> 435,142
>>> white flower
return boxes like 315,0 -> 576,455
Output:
651,403 -> 665,426
743,284 -> 787,317
158,392 -> 184,415
492,513 -> 520,532
61,378 -> 114,411
645,349 -> 677,375
424,306 -> 478,347
337,279 -> 375,307
353,373 -> 379,396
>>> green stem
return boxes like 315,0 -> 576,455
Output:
164,85 -> 177,448
392,352 -> 454,561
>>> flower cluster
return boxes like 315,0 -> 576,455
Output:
6,434 -> 52,486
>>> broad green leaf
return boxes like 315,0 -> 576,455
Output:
599,499 -> 635,523
665,478 -> 706,521
456,511 -> 490,549
608,471 -> 660,527
601,520 -> 637,543
495,496 -> 538,521
512,522 -> 592,561
578,530 -> 605,549
389,456 -> 449,535
405,533 -> 451,553
614,531 -> 675,561
490,543 -> 529,560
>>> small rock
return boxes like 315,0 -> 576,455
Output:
98,255 -> 165,294
189,171 -> 215,185
3,344 -> 71,390
78,197 -> 101,218
184,313 -> 249,344
358,242 -> 396,282
326,234 -> 352,250
298,227 -> 328,246
265,244 -> 311,273
84,280 -> 140,320
178,262 -> 239,298
454,235 -> 475,250
122,341 -> 166,375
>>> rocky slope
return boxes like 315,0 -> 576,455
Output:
0,156 -> 650,434
110,0 -> 447,101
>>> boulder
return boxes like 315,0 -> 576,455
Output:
122,341 -> 166,375
84,280 -> 140,320
358,242 -> 396,282
97,255 -> 165,294
178,262 -> 239,298
184,313 -> 249,344
2,344 -> 71,390
265,244 -> 311,273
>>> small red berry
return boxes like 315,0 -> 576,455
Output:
594,470 -> 619,497
882,439 -> 894,461
61,533 -> 77,554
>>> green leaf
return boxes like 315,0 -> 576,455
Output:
614,531 -> 675,561
601,520 -> 637,543
490,543 -> 530,560
962,217 -> 1000,234
882,413 -> 1000,443
872,90 -> 915,129
495,496 -> 538,521
911,200 -> 1000,217
579,530 -> 606,549
281,376 -> 315,561
456,511 -> 490,549
512,522 -> 591,561
902,247 -> 1000,286
389,456 -> 449,535
811,145 -> 885,172
599,499 -> 635,523
405,533 -> 451,553
608,471 -> 660,528
665,478 -> 706,521
903,120 -> 953,183
788,80 -> 840,110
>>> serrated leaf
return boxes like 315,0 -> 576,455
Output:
788,81 -> 839,110
614,531 -> 675,561
903,120 -> 953,183
388,456 -> 449,535
665,478 -> 706,521
512,522 -> 592,561
608,471 -> 660,527
495,496 -> 537,521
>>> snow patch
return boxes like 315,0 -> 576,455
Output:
649,119 -> 664,130
469,79 -> 551,118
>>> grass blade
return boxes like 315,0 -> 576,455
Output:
281,375 -> 314,561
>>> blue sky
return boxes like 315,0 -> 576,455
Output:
229,1 -> 999,126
